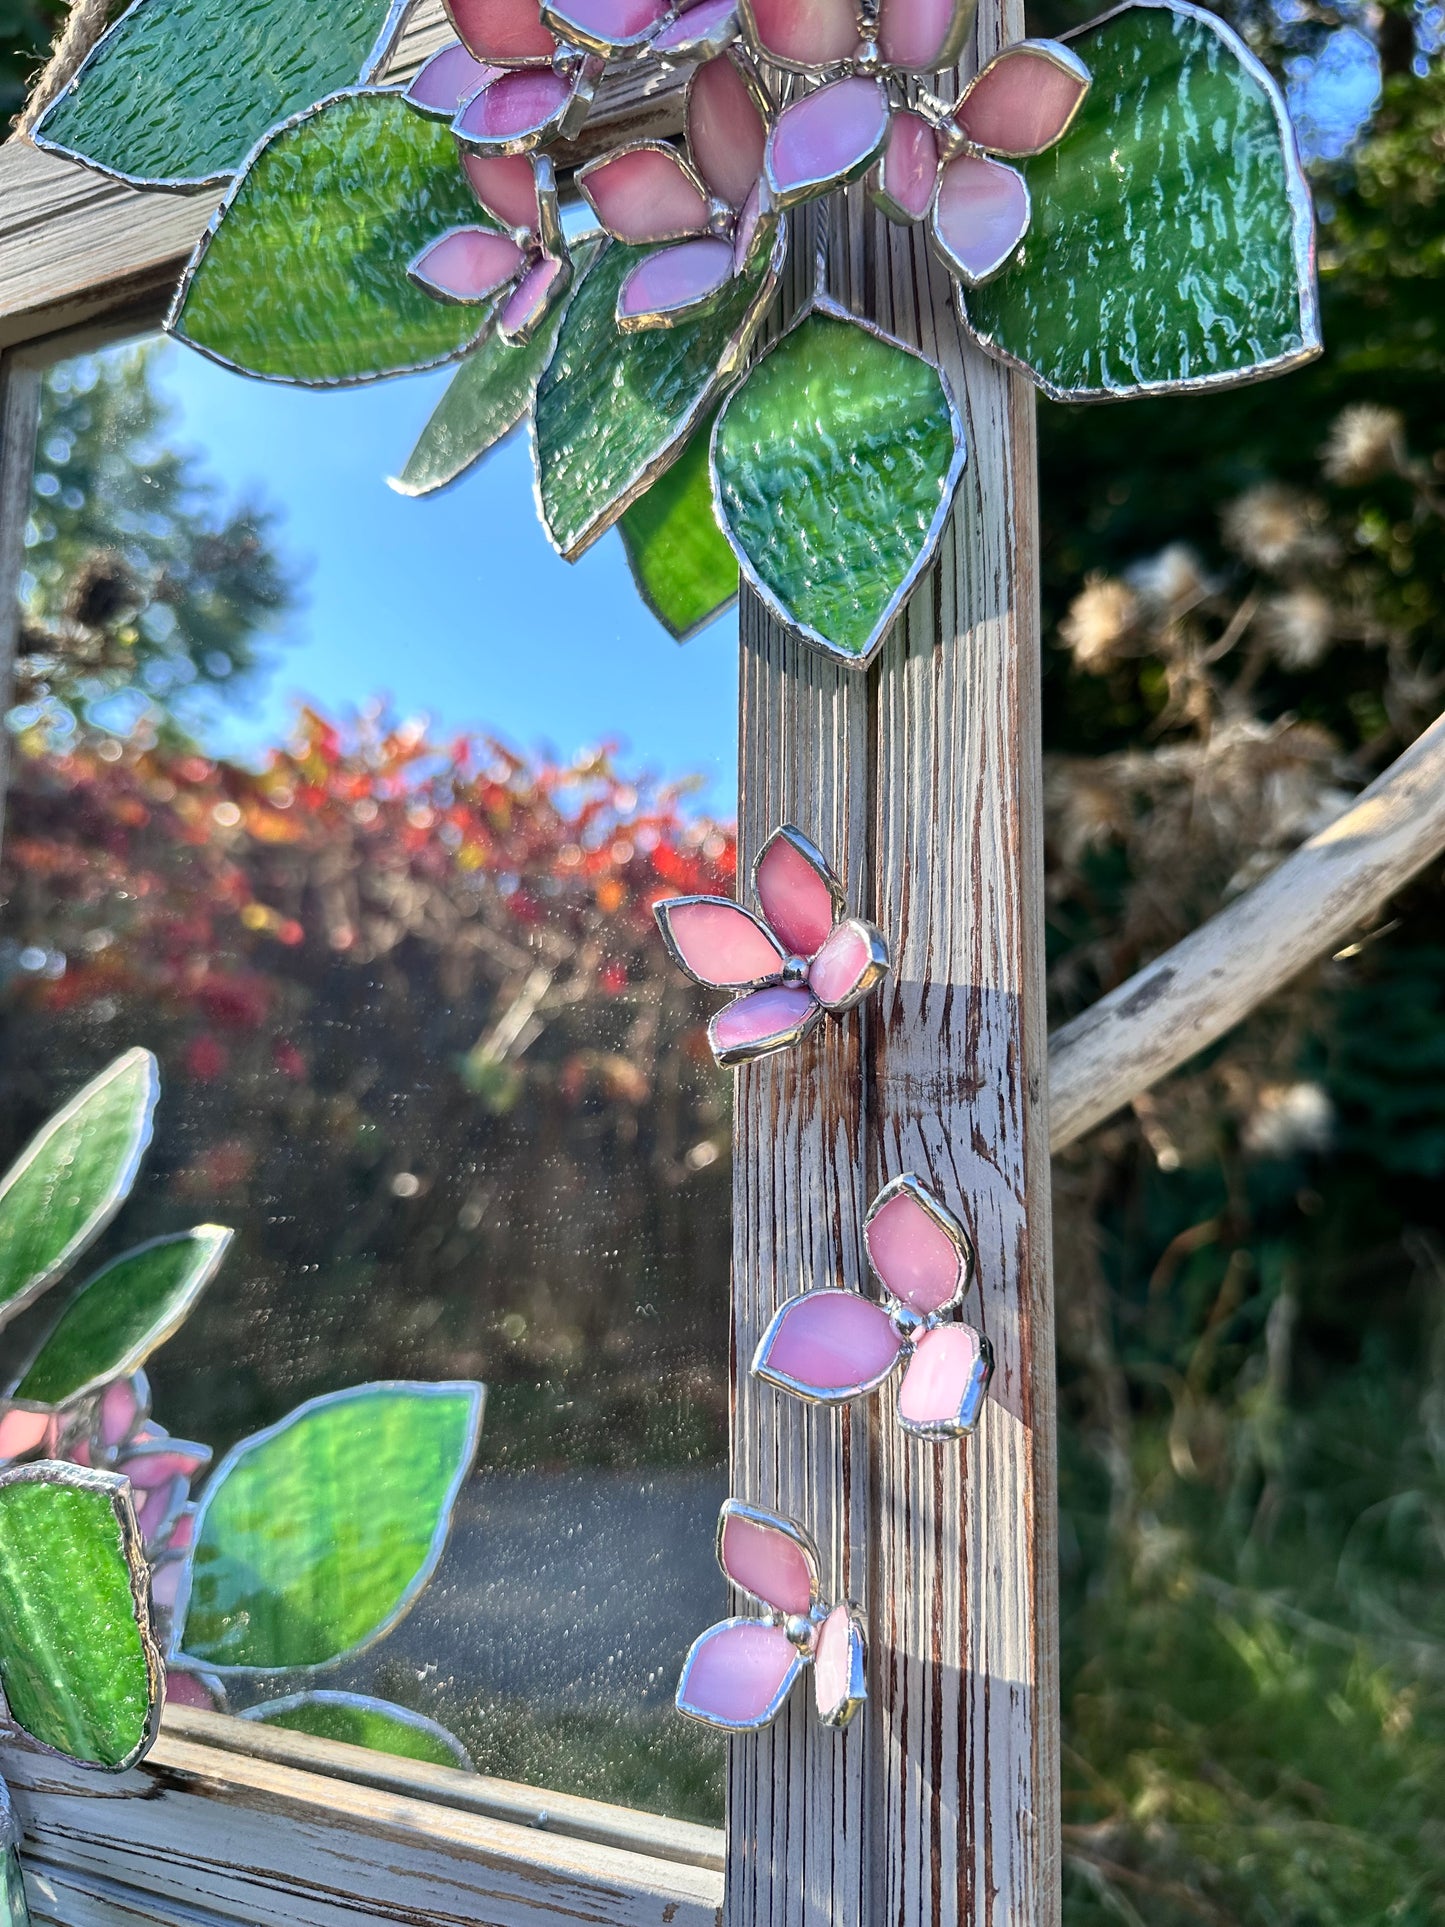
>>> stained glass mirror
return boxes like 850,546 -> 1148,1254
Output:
0,324 -> 740,1823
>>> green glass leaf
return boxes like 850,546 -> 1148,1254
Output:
390,239 -> 601,499
0,1466 -> 160,1770
534,234 -> 782,561
0,1846 -> 28,1927
0,1049 -> 158,1332
179,1381 -> 484,1670
711,301 -> 965,664
32,0 -> 405,190
963,0 -> 1320,399
14,1226 -> 231,1405
168,90 -> 486,387
618,415 -> 738,641
242,1690 -> 474,1769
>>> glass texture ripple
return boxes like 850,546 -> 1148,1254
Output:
169,91 -> 487,386
712,308 -> 960,659
0,1472 -> 157,1769
963,1 -> 1319,398
534,238 -> 776,559
179,1381 -> 483,1670
34,0 -> 399,187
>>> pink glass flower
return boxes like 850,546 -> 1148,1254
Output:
754,1175 -> 994,1440
0,1369 -> 211,1559
654,823 -> 888,1066
740,0 -> 975,208
676,1499 -> 866,1731
409,152 -> 574,345
903,40 -> 1093,286
577,50 -> 779,330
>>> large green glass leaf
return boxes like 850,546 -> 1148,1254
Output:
33,0 -> 404,190
14,1227 -> 231,1405
711,302 -> 965,665
179,1381 -> 484,1670
619,415 -> 738,641
534,234 -> 782,560
0,1467 -> 160,1770
963,1 -> 1320,400
0,1049 -> 158,1331
391,240 -> 601,498
168,90 -> 486,387
242,1690 -> 474,1769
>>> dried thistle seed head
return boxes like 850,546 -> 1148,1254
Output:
1261,586 -> 1334,671
1220,484 -> 1328,573
1128,543 -> 1213,614
1059,573 -> 1140,672
1321,403 -> 1405,486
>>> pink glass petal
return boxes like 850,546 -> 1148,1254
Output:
745,0 -> 857,67
617,237 -> 735,322
67,1434 -> 93,1467
897,1323 -> 991,1434
0,1406 -> 52,1463
166,1508 -> 197,1555
873,109 -> 938,222
813,1604 -> 865,1725
165,1668 -> 220,1711
876,0 -> 967,72
955,42 -> 1090,157
653,0 -> 738,59
687,54 -> 766,211
755,1289 -> 902,1398
150,1559 -> 185,1612
719,1510 -> 815,1615
766,77 -> 890,207
100,1376 -> 143,1450
581,146 -> 711,244
545,0 -> 668,45
445,0 -> 558,62
454,69 -> 574,149
462,151 -> 541,230
411,228 -> 525,303
120,1443 -> 210,1487
709,984 -> 820,1062
656,897 -> 783,987
499,253 -> 569,339
406,43 -> 501,115
754,832 -> 839,959
807,918 -> 878,1009
135,1474 -> 188,1546
677,1619 -> 802,1727
931,153 -> 1030,285
865,1185 -> 964,1315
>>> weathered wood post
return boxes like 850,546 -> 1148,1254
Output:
729,0 -> 1058,1913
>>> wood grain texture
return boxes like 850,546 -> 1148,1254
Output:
0,0 -> 686,352
726,0 -> 1056,1912
4,1721 -> 724,1927
1047,708 -> 1445,1151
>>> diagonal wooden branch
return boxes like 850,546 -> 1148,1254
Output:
1048,710 -> 1445,1152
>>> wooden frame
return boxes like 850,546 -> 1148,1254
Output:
2,0 -> 1444,1917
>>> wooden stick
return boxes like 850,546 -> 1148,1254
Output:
1047,709 -> 1445,1152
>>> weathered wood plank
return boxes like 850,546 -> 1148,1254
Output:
4,1726 -> 724,1927
166,1705 -> 724,1871
1047,707 -> 1445,1150
726,0 -> 1055,1909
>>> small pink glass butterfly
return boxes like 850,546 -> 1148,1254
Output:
676,1499 -> 866,1731
753,1174 -> 993,1440
654,824 -> 888,1066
